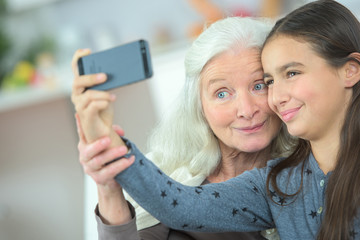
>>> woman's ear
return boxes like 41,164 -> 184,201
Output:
343,52 -> 360,88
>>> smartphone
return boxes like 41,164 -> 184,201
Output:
77,39 -> 153,91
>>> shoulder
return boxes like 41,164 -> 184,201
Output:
265,157 -> 285,169
236,156 -> 305,193
242,157 -> 286,182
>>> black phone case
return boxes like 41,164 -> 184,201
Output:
78,39 -> 153,91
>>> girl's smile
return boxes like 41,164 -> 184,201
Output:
279,107 -> 302,122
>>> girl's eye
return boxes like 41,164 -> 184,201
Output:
254,83 -> 267,91
217,91 -> 229,99
265,79 -> 274,86
287,71 -> 298,78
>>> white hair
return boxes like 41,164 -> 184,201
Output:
147,17 -> 292,178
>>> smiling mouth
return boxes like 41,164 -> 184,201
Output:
237,121 -> 265,133
280,107 -> 301,122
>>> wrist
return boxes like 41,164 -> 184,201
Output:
97,185 -> 132,225
109,129 -> 126,148
97,182 -> 122,198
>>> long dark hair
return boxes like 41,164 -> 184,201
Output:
263,0 -> 360,239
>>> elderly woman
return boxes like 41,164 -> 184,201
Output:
72,17 -> 296,239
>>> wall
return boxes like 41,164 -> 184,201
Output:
0,97 -> 83,240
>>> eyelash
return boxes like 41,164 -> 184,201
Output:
264,71 -> 299,86
286,71 -> 300,79
264,79 -> 273,86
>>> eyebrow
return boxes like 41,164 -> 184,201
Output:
263,62 -> 304,78
207,67 -> 264,85
207,78 -> 226,86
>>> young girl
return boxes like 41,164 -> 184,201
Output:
74,0 -> 360,239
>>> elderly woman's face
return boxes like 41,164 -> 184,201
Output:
200,48 -> 282,153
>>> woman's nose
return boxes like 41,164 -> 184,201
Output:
236,94 -> 259,120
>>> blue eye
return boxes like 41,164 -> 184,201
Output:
217,91 -> 229,99
254,83 -> 267,91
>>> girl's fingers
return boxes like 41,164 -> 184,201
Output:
98,156 -> 135,179
87,145 -> 129,168
82,147 -> 134,185
89,156 -> 134,186
112,125 -> 125,136
71,48 -> 91,76
79,136 -> 112,163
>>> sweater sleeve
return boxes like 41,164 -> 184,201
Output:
95,202 -> 141,240
95,203 -> 170,240
115,139 -> 275,233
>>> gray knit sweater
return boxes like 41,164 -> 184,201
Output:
115,140 -> 360,240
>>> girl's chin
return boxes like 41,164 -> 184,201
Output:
286,126 -> 304,139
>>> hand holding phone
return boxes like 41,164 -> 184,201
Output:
77,39 -> 153,91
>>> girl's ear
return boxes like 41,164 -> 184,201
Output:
343,52 -> 360,88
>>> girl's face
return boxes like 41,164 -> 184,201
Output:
201,48 -> 282,153
261,35 -> 353,142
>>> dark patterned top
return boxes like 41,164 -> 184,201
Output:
114,139 -> 360,240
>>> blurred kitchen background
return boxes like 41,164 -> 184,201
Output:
0,0 -> 358,239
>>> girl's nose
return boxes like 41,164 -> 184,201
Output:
270,80 -> 289,108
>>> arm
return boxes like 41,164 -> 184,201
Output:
75,114 -> 134,226
71,49 -> 171,238
95,202 -> 171,240
71,49 -> 133,226
116,139 -> 275,233
77,122 -> 169,240
95,202 -> 139,240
